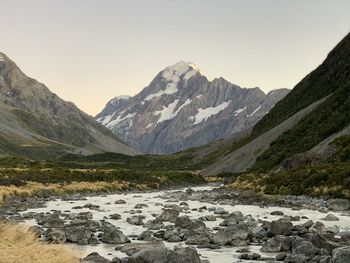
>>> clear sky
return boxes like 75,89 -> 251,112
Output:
1,0 -> 349,115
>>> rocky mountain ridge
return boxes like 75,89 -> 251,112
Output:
96,61 -> 289,154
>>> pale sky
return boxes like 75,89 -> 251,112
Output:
1,0 -> 349,115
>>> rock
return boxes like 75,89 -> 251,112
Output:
109,214 -> 122,220
275,252 -> 287,261
321,214 -> 339,221
134,204 -> 148,209
292,240 -> 319,258
284,254 -> 306,263
157,209 -> 179,223
332,246 -> 350,263
187,220 -> 209,236
120,241 -> 165,256
338,231 -> 350,243
64,225 -> 92,245
271,211 -> 284,216
302,220 -> 314,229
219,211 -> 244,226
214,207 -> 228,215
83,252 -> 111,263
101,223 -> 130,244
167,247 -> 201,263
304,233 -> 341,252
261,235 -> 302,253
75,211 -> 93,220
137,230 -> 156,241
211,224 -> 248,246
185,235 -> 210,245
115,200 -> 126,204
175,216 -> 192,229
127,215 -> 144,226
328,199 -> 350,211
309,222 -> 327,234
236,248 -> 251,253
238,253 -> 261,260
83,203 -> 100,210
144,218 -> 164,230
117,245 -> 168,263
41,214 -> 65,228
47,229 -> 66,244
268,219 -> 293,236
198,215 -> 216,221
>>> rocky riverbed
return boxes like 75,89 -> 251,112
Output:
1,184 -> 350,263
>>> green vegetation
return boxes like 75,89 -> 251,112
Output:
0,153 -> 206,191
252,33 -> 350,137
253,82 -> 350,171
228,135 -> 350,199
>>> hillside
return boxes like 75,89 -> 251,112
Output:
96,61 -> 289,154
200,32 -> 350,176
0,53 -> 136,159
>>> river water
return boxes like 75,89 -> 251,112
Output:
21,185 -> 350,262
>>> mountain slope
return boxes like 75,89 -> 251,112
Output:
0,52 -> 136,159
96,61 -> 289,154
201,32 -> 350,175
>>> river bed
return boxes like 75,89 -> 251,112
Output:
19,185 -> 350,262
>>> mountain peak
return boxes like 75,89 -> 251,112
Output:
161,61 -> 201,82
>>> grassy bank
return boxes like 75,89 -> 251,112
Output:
0,223 -> 78,263
0,154 -> 206,202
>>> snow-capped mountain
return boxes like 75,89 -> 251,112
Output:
96,61 -> 289,154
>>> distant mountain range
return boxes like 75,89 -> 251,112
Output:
96,61 -> 289,154
0,52 -> 136,159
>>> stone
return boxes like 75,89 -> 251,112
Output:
268,219 -> 293,236
83,252 -> 111,263
328,199 -> 350,211
321,214 -> 339,221
101,224 -> 130,244
332,246 -> 350,263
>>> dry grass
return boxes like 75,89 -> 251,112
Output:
0,223 -> 79,263
0,180 -> 150,203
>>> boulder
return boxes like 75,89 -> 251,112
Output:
268,219 -> 293,236
101,223 -> 130,244
167,247 -> 201,263
119,241 -> 165,256
127,216 -> 144,226
47,229 -> 66,244
64,225 -> 92,245
83,252 -> 111,263
332,246 -> 350,263
157,209 -> 179,223
328,199 -> 350,211
321,214 -> 339,221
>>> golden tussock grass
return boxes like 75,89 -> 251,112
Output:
0,180 -> 150,203
0,223 -> 79,263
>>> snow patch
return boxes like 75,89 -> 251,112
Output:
234,106 -> 247,116
192,101 -> 231,125
154,98 -> 192,124
144,82 -> 178,101
106,113 -> 136,130
196,94 -> 203,99
248,105 -> 261,117
97,112 -> 116,126
154,100 -> 179,124
0,54 -> 5,61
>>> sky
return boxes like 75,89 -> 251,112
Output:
0,1 -> 349,115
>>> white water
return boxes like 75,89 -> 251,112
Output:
21,185 -> 350,262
